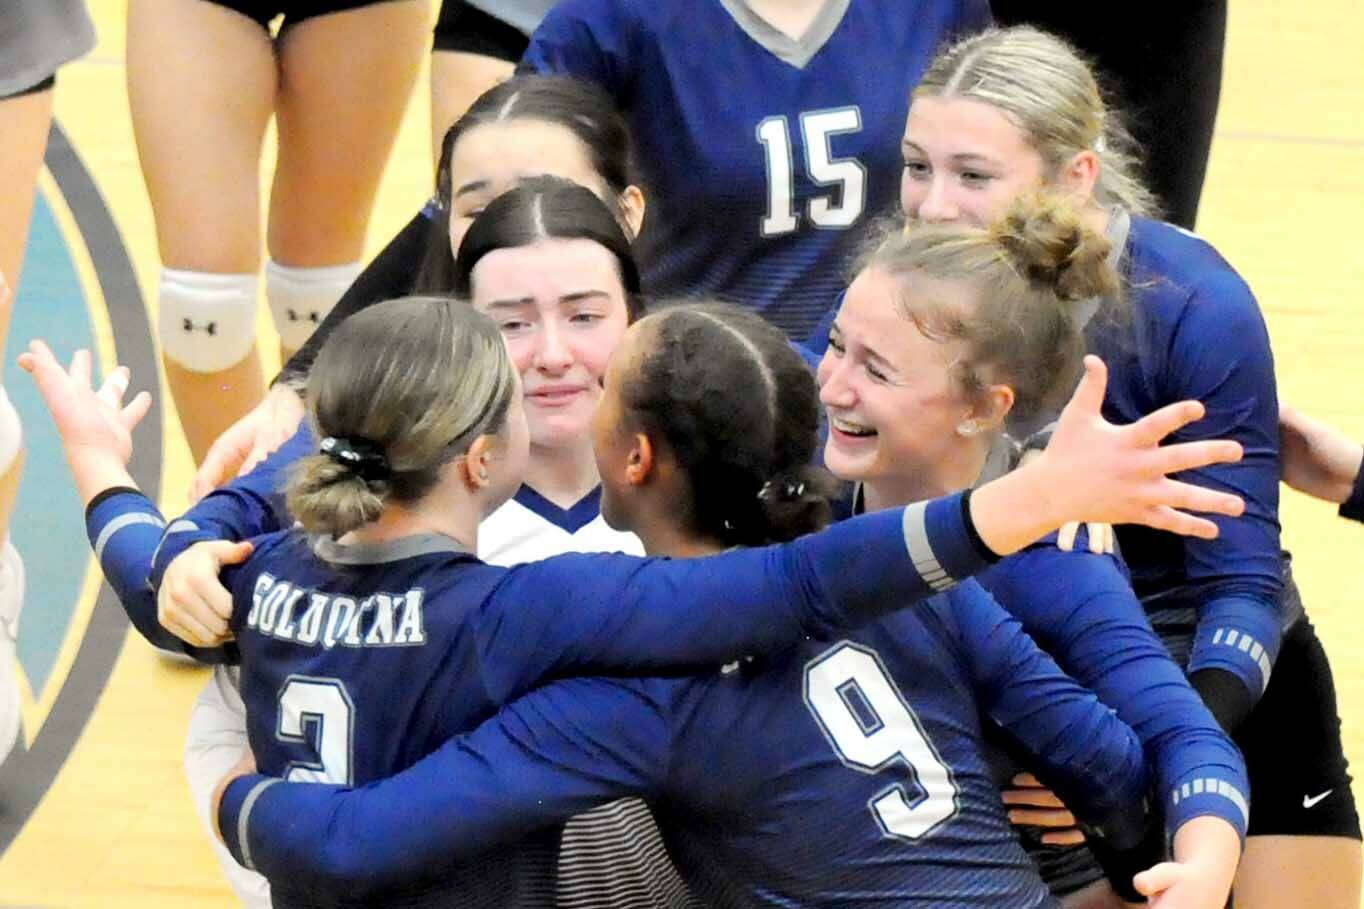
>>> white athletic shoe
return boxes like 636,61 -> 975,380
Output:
0,539 -> 26,763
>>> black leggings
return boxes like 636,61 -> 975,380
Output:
989,2 -> 1226,230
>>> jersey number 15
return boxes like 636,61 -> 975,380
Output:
757,107 -> 868,237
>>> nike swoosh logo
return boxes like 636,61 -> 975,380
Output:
1303,790 -> 1334,809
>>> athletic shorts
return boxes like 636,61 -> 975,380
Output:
1236,616 -> 1361,838
205,0 -> 408,31
433,0 -> 531,61
0,0 -> 95,98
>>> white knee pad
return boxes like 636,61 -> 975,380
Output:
157,269 -> 260,374
265,260 -> 363,352
0,540 -> 26,763
0,386 -> 21,476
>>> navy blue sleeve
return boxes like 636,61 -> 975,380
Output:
147,426 -> 308,590
1340,448 -> 1364,523
947,581 -> 1149,839
803,291 -> 842,355
84,488 -> 236,663
981,535 -> 1249,838
220,677 -> 670,895
479,494 -> 994,698
1165,270 -> 1283,707
518,0 -> 636,97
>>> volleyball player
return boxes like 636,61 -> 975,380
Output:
193,76 -> 644,498
519,0 -> 991,340
210,295 -> 1240,909
126,0 -> 428,463
849,26 -> 1360,907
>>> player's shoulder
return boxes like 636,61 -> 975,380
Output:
1127,216 -> 1256,310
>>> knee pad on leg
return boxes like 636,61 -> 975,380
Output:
0,386 -> 21,476
156,269 -> 259,374
265,260 -> 363,351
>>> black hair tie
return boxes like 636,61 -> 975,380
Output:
758,479 -> 806,503
319,436 -> 392,482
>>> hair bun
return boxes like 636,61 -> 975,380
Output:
991,192 -> 1118,302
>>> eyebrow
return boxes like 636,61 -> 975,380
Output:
559,289 -> 611,305
452,179 -> 490,200
833,324 -> 896,372
900,141 -> 1002,168
484,297 -> 535,310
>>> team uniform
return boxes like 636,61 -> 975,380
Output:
88,463 -> 1007,906
435,1 -> 555,59
0,0 -> 95,98
200,0 -> 414,32
519,0 -> 991,340
219,578 -> 1150,909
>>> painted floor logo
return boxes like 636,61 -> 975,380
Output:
0,124 -> 161,854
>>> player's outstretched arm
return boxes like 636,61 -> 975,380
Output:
1281,403 -> 1364,514
481,356 -> 1246,697
217,677 -> 667,896
18,340 -> 151,505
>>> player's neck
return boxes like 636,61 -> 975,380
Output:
744,0 -> 829,41
341,492 -> 480,553
860,437 -> 990,514
523,441 -> 601,510
634,519 -> 725,560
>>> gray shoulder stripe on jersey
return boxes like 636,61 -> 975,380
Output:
238,778 -> 282,873
93,512 -> 167,564
901,503 -> 954,592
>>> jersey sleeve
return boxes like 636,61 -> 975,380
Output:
84,487 -> 236,663
147,426 -> 309,590
478,493 -> 995,698
1165,271 -> 1284,713
947,581 -> 1150,843
517,0 -> 637,98
982,536 -> 1249,839
219,677 -> 671,897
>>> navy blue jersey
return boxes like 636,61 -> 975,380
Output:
1087,215 -> 1283,705
521,0 -> 990,339
221,581 -> 1147,908
977,529 -> 1249,839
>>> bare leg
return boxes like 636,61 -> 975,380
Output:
126,0 -> 276,462
429,49 -> 514,166
268,0 -> 429,267
1234,835 -> 1362,909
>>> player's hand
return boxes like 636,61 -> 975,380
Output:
1039,356 -> 1245,538
1133,816 -> 1239,909
1002,774 -> 1086,846
158,539 -> 253,647
18,340 -> 153,503
1279,403 -> 1362,505
192,383 -> 305,502
210,749 -> 258,844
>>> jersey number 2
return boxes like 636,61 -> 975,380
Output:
277,675 -> 355,785
804,642 -> 959,841
757,108 -> 867,236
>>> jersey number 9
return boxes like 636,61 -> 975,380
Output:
804,642 -> 960,841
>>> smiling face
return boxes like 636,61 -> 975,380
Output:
447,119 -> 611,252
469,237 -> 631,452
817,266 -> 982,501
899,96 -> 1049,227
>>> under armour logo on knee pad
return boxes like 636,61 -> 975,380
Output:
284,309 -> 322,325
181,318 -> 218,336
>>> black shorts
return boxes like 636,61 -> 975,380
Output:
1236,616 -> 1361,838
205,0 -> 406,31
433,1 -> 530,62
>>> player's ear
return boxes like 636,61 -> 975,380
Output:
1058,149 -> 1100,202
624,431 -> 655,486
461,434 -> 496,490
618,185 -> 646,238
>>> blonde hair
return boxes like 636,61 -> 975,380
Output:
286,296 -> 518,537
915,26 -> 1157,217
860,193 -> 1119,428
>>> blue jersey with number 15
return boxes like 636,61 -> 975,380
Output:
521,0 -> 990,339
